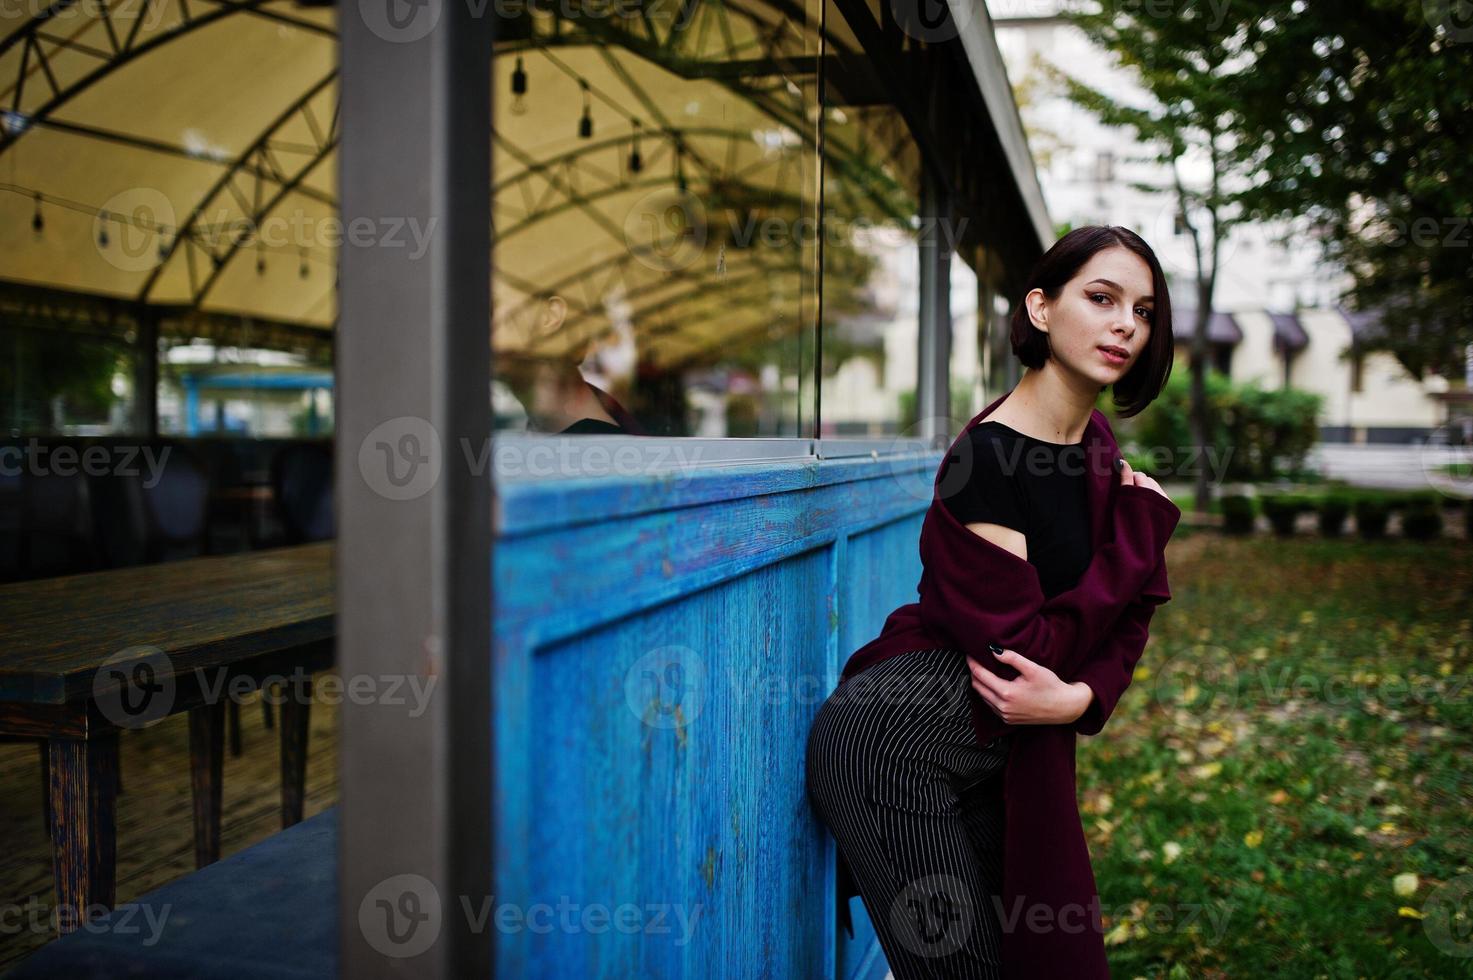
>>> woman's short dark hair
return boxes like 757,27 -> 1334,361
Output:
1008,225 -> 1174,418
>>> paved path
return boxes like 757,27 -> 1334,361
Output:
1307,442 -> 1472,495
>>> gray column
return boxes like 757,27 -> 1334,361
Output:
338,6 -> 493,976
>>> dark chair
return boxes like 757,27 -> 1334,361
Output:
125,443 -> 211,563
18,467 -> 101,579
271,443 -> 334,544
0,464 -> 22,581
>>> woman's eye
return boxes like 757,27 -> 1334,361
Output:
1135,307 -> 1153,322
1090,293 -> 1110,304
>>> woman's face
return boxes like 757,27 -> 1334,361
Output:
1025,246 -> 1155,386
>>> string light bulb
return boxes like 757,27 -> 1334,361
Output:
97,210 -> 109,248
578,79 -> 592,139
31,193 -> 43,238
510,56 -> 528,116
299,248 -> 309,279
628,118 -> 642,174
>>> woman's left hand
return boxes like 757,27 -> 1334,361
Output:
968,649 -> 1093,725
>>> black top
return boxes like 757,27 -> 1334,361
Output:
941,420 -> 1093,598
559,417 -> 631,435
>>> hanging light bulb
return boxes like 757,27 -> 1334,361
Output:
299,247 -> 309,279
97,210 -> 110,248
158,233 -> 170,262
628,118 -> 642,175
510,56 -> 528,116
31,193 -> 43,238
675,137 -> 688,194
578,79 -> 592,139
257,242 -> 266,276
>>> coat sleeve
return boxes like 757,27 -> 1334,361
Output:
921,483 -> 1180,685
1069,596 -> 1159,736
1068,534 -> 1174,736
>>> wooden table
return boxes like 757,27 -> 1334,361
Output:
0,543 -> 334,934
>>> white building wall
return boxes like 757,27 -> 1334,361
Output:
1347,353 -> 1446,429
1229,312 -> 1283,389
1288,310 -> 1354,427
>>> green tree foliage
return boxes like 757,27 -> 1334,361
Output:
1118,370 -> 1322,482
1225,0 -> 1473,378
1051,0 -> 1265,514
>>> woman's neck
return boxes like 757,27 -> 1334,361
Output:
993,368 -> 1096,445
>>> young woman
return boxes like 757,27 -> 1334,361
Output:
804,226 -> 1178,979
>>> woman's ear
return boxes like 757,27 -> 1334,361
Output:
537,294 -> 569,335
1024,287 -> 1049,333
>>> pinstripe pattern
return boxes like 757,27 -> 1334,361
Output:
806,648 -> 1013,979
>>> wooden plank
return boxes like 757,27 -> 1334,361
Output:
0,544 -> 333,704
46,733 -> 118,934
188,701 -> 225,869
493,457 -> 937,976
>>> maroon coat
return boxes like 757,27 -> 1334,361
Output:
833,389 -> 1182,978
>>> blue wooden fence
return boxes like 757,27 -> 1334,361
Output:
492,447 -> 946,978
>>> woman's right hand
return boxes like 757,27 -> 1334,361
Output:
1118,458 -> 1169,501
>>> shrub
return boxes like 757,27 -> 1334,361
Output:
1354,498 -> 1389,539
1221,494 -> 1256,535
1401,500 -> 1443,540
1116,372 -> 1322,484
1260,494 -> 1301,536
1317,494 -> 1351,537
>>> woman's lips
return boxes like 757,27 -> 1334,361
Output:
1099,345 -> 1128,365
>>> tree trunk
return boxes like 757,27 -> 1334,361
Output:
1190,280 -> 1212,516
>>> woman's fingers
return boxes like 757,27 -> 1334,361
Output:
1118,457 -> 1134,486
969,660 -> 1010,715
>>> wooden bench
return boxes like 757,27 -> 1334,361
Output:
5,807 -> 338,979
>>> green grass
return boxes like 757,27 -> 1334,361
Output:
1078,534 -> 1473,978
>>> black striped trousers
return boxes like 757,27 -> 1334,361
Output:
805,647 -> 1013,980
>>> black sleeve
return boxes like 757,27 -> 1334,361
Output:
940,429 -> 1028,533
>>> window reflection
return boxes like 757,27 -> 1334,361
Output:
817,0 -> 924,438
491,2 -> 823,437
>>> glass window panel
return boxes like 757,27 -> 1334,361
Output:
816,7 -> 923,438
491,1 -> 823,437
0,3 -> 339,578
950,248 -> 983,422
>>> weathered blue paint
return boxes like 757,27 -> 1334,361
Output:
493,450 -> 944,979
